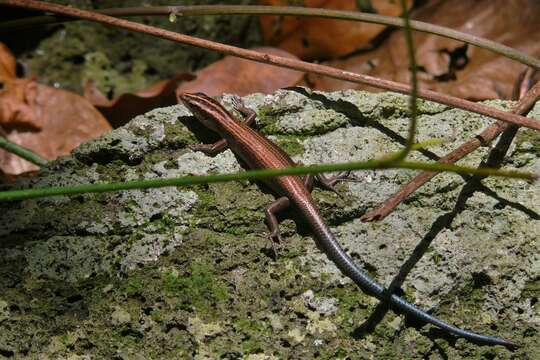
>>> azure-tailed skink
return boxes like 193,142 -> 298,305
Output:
178,92 -> 517,348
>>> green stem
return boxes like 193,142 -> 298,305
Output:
0,160 -> 534,202
387,0 -> 418,163
0,136 -> 48,167
1,4 -> 539,69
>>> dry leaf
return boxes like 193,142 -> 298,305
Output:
0,42 -> 111,175
305,0 -> 540,100
258,0 -> 413,60
176,47 -> 304,97
0,78 -> 42,132
0,43 -> 42,131
84,73 -> 195,128
0,42 -> 16,79
1,83 -> 112,175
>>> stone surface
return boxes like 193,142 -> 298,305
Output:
0,89 -> 539,359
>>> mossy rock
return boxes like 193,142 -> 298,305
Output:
0,90 -> 538,358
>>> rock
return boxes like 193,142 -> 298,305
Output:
0,89 -> 538,358
110,306 -> 131,326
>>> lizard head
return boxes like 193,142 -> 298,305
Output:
178,92 -> 228,133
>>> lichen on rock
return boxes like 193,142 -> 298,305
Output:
0,89 -> 538,358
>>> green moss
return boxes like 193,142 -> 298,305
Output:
150,309 -> 165,324
515,129 -> 540,156
231,316 -> 273,355
130,124 -> 157,139
190,182 -> 270,237
59,334 -> 70,345
123,274 -> 143,296
427,248 -> 443,266
241,338 -> 264,354
522,279 -> 540,297
256,105 -> 281,134
163,122 -> 198,149
432,280 -> 510,354
522,279 -> 540,312
275,135 -> 306,156
333,284 -> 372,333
82,51 -> 149,98
110,330 -> 140,349
317,347 -> 348,360
162,262 -> 229,313
233,318 -> 270,334
401,286 -> 418,304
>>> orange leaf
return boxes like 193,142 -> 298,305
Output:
1,83 -> 112,175
0,42 -> 112,176
176,47 -> 304,97
0,43 -> 42,132
0,42 -> 16,79
85,73 -> 195,128
0,78 -> 42,132
305,0 -> 540,101
258,0 -> 413,60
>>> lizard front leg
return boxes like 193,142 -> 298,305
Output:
303,171 -> 351,197
189,139 -> 228,156
231,96 -> 256,126
189,97 -> 256,156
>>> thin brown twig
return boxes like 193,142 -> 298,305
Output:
2,0 -> 540,132
361,69 -> 540,222
2,5 -> 538,70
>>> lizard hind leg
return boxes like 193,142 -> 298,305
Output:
302,171 -> 350,192
314,171 -> 351,198
264,196 -> 291,257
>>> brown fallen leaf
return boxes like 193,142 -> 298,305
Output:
1,83 -> 112,175
84,73 -> 195,128
0,42 -> 16,79
305,0 -> 540,101
0,77 -> 42,132
258,0 -> 413,60
176,47 -> 304,97
0,42 -> 112,175
0,42 -> 42,132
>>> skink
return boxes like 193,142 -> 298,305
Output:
178,92 -> 517,348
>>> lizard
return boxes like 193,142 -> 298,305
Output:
178,92 -> 518,349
